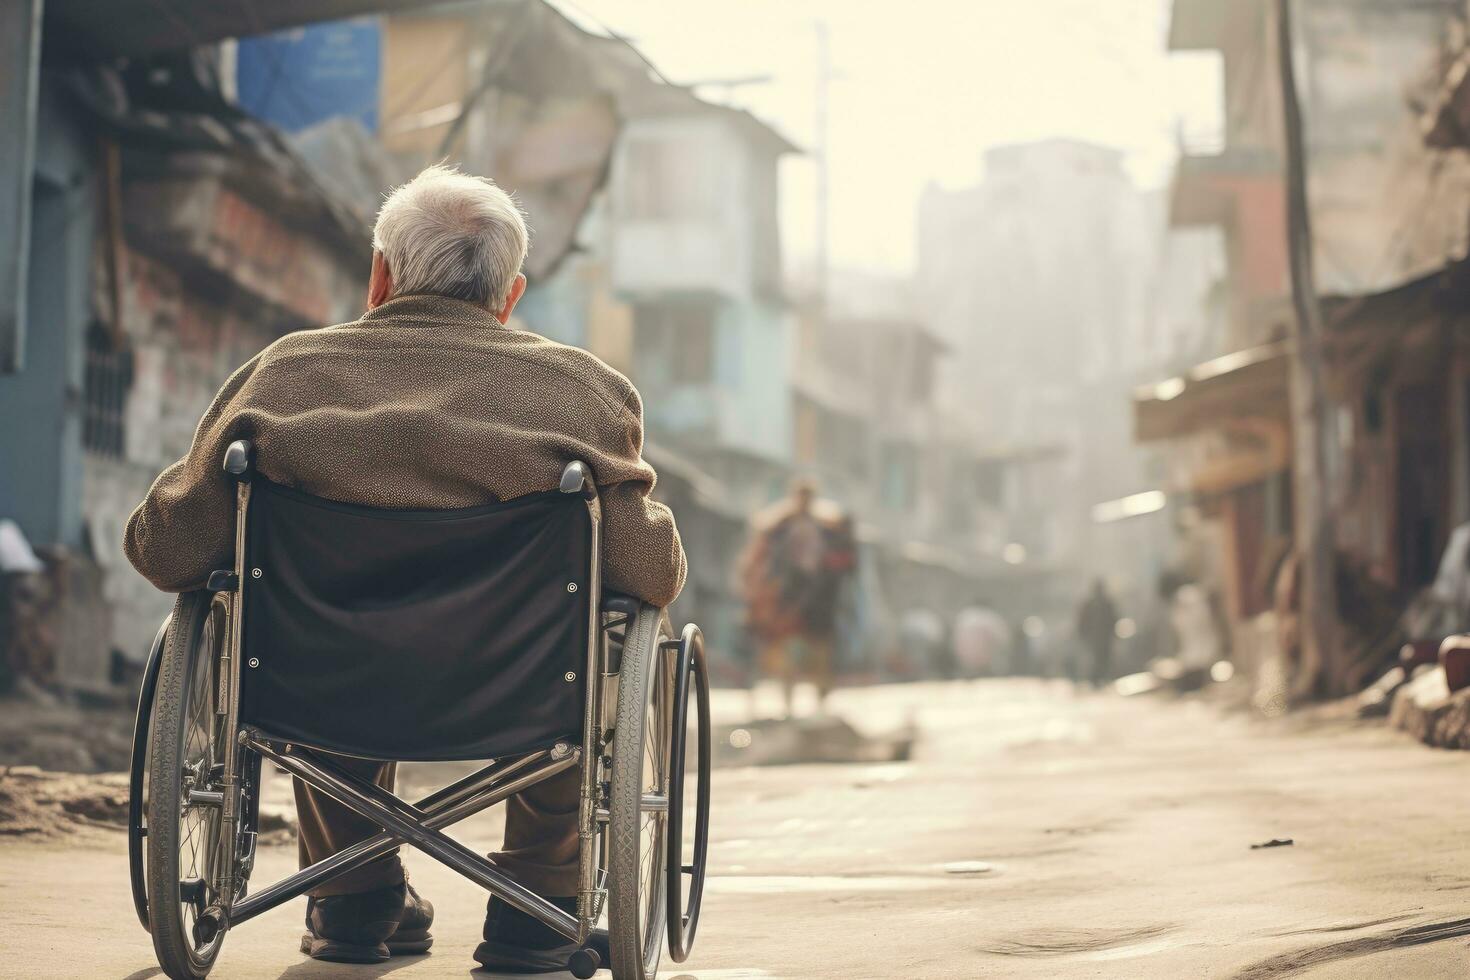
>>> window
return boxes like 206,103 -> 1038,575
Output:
633,301 -> 717,384
84,321 -> 133,458
879,442 -> 917,512
622,136 -> 718,222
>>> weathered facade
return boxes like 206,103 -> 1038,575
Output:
1,1 -> 630,688
1139,0 -> 1470,691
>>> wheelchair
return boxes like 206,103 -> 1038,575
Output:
127,440 -> 712,979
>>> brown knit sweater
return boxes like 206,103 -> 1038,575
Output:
124,294 -> 687,607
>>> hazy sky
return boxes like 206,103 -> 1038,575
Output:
550,0 -> 1220,276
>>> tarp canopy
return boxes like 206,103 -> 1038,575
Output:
1133,342 -> 1290,443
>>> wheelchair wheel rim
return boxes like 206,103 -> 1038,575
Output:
608,608 -> 673,979
173,600 -> 229,963
637,635 -> 672,971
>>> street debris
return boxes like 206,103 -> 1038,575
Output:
1251,838 -> 1294,850
715,714 -> 915,767
1385,666 -> 1470,750
0,765 -> 129,837
0,764 -> 297,843
1114,671 -> 1163,697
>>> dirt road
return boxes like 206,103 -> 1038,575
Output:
7,679 -> 1470,979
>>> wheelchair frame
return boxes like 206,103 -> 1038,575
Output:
129,440 -> 710,980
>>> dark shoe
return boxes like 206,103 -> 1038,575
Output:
300,882 -> 433,962
388,881 -> 434,955
473,896 -> 610,974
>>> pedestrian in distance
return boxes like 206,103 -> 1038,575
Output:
739,479 -> 856,716
1077,578 -> 1119,689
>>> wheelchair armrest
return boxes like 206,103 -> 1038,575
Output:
559,460 -> 596,499
601,591 -> 641,618
223,440 -> 254,480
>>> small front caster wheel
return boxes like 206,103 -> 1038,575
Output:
569,946 -> 602,978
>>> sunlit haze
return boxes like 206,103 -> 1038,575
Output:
551,0 -> 1221,275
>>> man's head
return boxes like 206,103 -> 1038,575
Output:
790,477 -> 817,513
369,164 -> 530,322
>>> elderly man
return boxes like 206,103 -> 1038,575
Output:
125,165 -> 685,971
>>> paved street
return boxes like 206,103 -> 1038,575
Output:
9,679 -> 1470,979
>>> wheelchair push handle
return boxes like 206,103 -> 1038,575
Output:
559,460 -> 596,499
223,439 -> 255,480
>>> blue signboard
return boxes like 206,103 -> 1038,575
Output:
235,18 -> 381,134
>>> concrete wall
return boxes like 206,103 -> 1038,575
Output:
0,84 -> 94,552
608,115 -> 760,302
1300,0 -> 1470,296
713,300 -> 792,463
85,164 -> 363,662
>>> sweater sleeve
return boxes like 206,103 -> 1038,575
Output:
597,387 -> 688,608
123,353 -> 263,592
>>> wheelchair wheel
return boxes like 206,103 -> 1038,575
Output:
129,614 -> 172,932
607,605 -> 672,980
665,624 -> 711,962
146,592 -> 253,980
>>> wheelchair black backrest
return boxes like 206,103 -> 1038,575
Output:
239,478 -> 591,761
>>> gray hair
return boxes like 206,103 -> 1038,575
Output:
372,164 -> 529,310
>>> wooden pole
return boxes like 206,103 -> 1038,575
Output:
0,0 -> 43,374
1276,0 -> 1341,698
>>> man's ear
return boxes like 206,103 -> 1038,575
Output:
368,251 -> 394,309
495,273 -> 528,324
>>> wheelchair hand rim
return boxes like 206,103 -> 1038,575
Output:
665,623 -> 711,963
129,613 -> 171,934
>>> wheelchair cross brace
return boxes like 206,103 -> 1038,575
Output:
233,730 -> 586,942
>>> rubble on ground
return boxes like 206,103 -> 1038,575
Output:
1387,666 -> 1470,749
0,765 -> 298,843
0,766 -> 130,838
0,695 -> 134,772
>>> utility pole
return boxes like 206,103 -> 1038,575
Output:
813,21 -> 831,314
1276,0 -> 1341,698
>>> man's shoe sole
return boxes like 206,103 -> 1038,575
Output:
299,930 -> 431,960
473,939 -> 581,974
300,933 -> 391,963
387,927 -> 434,955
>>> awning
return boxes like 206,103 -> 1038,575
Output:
1133,342 -> 1289,442
43,0 -> 456,60
1091,490 -> 1167,524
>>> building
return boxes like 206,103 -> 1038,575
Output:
0,0 -> 692,689
916,140 -> 1171,642
1,21 -> 380,689
1136,0 -> 1470,692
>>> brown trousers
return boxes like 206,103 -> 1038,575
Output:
295,755 -> 581,897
